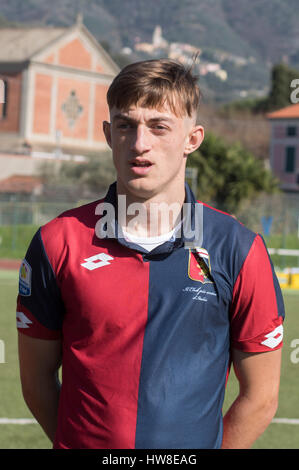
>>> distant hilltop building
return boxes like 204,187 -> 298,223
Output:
0,17 -> 119,182
152,25 -> 168,49
197,63 -> 227,81
134,26 -> 227,81
135,25 -> 169,54
267,103 -> 299,192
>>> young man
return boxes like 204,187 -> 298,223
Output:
17,59 -> 284,449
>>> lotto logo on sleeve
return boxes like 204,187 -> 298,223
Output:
19,259 -> 32,296
261,325 -> 283,349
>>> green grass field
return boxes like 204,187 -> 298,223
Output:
1,224 -> 299,268
0,269 -> 298,449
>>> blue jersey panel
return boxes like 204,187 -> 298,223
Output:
18,228 -> 65,330
258,234 -> 285,320
135,247 -> 230,449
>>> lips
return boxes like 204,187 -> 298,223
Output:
129,158 -> 153,175
129,158 -> 153,167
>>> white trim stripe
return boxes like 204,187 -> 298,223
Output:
272,418 -> 299,425
0,417 -> 298,425
0,418 -> 37,424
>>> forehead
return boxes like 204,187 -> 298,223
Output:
109,103 -> 188,123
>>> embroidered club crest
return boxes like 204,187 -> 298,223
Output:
188,247 -> 213,284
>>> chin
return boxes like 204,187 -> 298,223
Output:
122,177 -> 161,200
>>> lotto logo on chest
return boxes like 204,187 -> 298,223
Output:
81,253 -> 114,271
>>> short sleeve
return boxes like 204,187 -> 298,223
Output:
230,234 -> 285,352
16,228 -> 65,339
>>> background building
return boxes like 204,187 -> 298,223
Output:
267,103 -> 299,193
0,17 -> 119,184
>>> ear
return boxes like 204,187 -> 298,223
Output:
184,125 -> 204,155
103,121 -> 112,149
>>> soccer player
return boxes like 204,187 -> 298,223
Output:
16,59 -> 284,449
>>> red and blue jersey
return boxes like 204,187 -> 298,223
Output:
16,182 -> 284,449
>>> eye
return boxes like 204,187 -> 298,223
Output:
117,122 -> 131,129
151,124 -> 168,133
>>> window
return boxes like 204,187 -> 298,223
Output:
0,79 -> 8,119
285,146 -> 296,173
0,79 -> 4,104
287,126 -> 297,137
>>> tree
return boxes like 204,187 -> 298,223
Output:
38,151 -> 116,202
187,132 -> 279,214
221,63 -> 299,114
267,63 -> 294,111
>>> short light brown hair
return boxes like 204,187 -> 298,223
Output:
107,58 -> 201,118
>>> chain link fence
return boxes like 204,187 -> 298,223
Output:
0,191 -> 298,269
0,200 -> 83,258
236,191 -> 299,271
236,192 -> 299,239
0,200 -> 79,227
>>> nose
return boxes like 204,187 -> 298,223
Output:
130,125 -> 151,155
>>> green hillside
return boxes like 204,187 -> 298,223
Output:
0,0 -> 298,101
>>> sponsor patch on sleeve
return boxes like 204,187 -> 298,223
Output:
19,259 -> 32,296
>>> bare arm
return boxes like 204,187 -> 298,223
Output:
221,348 -> 282,449
18,332 -> 62,443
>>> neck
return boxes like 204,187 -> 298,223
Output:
116,181 -> 186,238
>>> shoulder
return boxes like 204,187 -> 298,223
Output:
41,198 -> 103,240
198,200 -> 260,284
39,198 -> 104,273
200,200 -> 256,246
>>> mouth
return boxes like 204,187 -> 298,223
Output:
129,159 -> 153,167
129,158 -> 153,175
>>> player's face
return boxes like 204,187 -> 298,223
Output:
103,103 -> 204,201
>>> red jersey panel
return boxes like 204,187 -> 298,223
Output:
16,182 -> 285,449
230,234 -> 284,352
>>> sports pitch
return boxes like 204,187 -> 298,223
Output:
0,269 -> 298,449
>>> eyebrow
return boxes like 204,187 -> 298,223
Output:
112,113 -> 174,124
